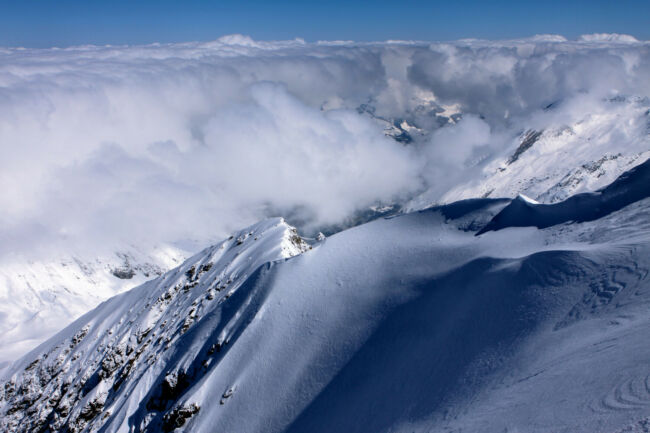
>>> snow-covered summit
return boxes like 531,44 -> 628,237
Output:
477,156 -> 650,234
0,217 -> 309,432
2,161 -> 650,432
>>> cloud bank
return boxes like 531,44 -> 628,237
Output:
0,34 -> 648,258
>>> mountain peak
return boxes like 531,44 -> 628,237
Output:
0,217 -> 309,433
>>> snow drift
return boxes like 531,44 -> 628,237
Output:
1,158 -> 650,432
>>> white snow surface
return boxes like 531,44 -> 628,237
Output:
0,246 -> 188,366
410,96 -> 650,208
1,160 -> 650,432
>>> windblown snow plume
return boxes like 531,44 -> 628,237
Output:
1,34 -> 649,363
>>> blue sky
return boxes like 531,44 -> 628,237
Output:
0,0 -> 648,47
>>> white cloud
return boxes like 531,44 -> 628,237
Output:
578,33 -> 640,43
0,35 -> 648,258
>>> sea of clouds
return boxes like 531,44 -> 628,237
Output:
0,33 -> 648,258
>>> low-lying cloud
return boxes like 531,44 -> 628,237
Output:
0,34 -> 648,258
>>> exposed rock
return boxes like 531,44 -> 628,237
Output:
507,129 -> 543,165
162,403 -> 200,432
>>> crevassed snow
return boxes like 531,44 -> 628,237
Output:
1,162 -> 650,433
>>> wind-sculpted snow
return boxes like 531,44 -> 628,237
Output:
2,162 -> 650,432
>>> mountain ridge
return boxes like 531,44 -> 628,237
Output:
2,160 -> 650,432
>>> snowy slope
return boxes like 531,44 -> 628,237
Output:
2,37 -> 649,369
477,156 -> 650,234
6,92 -> 647,367
435,96 -> 650,206
1,160 -> 650,432
0,246 -> 188,367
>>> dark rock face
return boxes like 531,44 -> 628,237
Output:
111,268 -> 135,279
162,403 -> 200,432
507,130 -> 543,165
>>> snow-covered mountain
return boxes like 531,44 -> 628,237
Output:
2,158 -> 649,433
1,36 -> 649,369
0,246 -> 188,367
409,95 -> 650,209
2,93 -> 647,370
